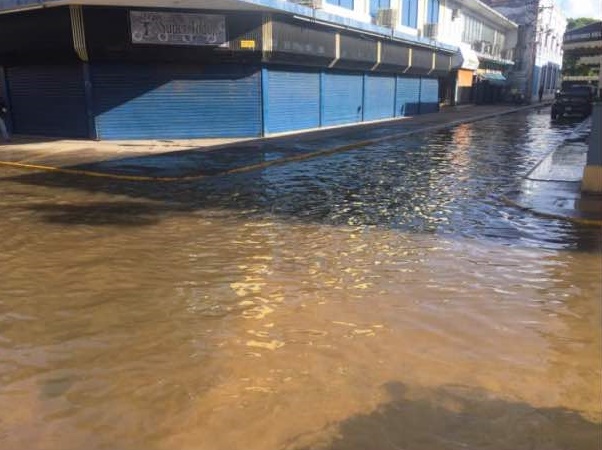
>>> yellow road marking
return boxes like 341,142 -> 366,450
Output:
500,195 -> 602,227
0,134 -> 405,182
0,105 -> 536,183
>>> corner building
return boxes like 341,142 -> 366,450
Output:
0,0 -> 463,139
0,0 -> 517,139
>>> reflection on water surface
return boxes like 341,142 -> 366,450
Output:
0,110 -> 600,450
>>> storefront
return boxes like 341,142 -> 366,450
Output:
452,44 -> 480,105
0,5 -> 455,140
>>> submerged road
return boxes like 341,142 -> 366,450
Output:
0,108 -> 600,450
0,103 -> 544,180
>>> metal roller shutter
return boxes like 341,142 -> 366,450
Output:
419,77 -> 439,114
7,65 -> 88,137
395,76 -> 421,116
263,68 -> 320,135
363,74 -> 395,122
92,64 -> 262,140
321,71 -> 363,127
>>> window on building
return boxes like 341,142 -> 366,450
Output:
462,15 -> 483,44
326,0 -> 354,9
462,13 -> 506,57
370,0 -> 391,18
401,0 -> 418,28
427,0 -> 439,24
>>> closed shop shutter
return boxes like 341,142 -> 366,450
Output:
7,65 -> 88,137
363,74 -> 395,121
263,68 -> 320,135
395,76 -> 421,116
92,64 -> 262,139
322,71 -> 363,127
419,77 -> 439,114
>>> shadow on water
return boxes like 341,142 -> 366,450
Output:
23,201 -> 193,226
2,110 -> 600,251
287,382 -> 602,450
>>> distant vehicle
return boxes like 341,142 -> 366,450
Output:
551,85 -> 596,119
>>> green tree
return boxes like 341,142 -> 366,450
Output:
563,18 -> 599,76
566,17 -> 597,31
562,55 -> 595,76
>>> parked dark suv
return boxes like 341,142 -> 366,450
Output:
551,85 -> 596,119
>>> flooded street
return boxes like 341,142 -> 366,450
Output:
1,109 -> 600,450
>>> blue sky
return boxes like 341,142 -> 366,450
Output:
558,0 -> 601,19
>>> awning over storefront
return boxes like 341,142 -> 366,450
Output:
479,72 -> 506,85
453,44 -> 480,71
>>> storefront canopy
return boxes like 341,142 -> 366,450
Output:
479,72 -> 506,85
453,44 -> 480,71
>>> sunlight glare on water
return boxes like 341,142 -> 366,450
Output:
0,110 -> 600,450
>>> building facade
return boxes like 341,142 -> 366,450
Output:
435,0 -> 517,105
482,0 -> 566,102
0,0 -> 515,140
562,21 -> 602,95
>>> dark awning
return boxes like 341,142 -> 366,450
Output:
479,72 -> 506,85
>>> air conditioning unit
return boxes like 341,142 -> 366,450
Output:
376,8 -> 399,28
423,23 -> 438,39
451,8 -> 460,20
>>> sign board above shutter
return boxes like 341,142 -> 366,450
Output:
130,11 -> 227,47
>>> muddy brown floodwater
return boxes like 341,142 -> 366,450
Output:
0,110 -> 600,450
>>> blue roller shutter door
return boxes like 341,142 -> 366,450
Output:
395,76 -> 420,116
7,65 -> 88,137
419,77 -> 439,114
322,71 -> 364,127
363,74 -> 395,121
92,64 -> 262,140
263,68 -> 320,135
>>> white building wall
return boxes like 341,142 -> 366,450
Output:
533,0 -> 566,96
437,0 -> 465,47
535,0 -> 565,67
321,0 -> 372,23
437,0 -> 517,59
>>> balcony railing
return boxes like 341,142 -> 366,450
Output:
469,40 -> 513,62
288,0 -> 324,8
423,23 -> 438,39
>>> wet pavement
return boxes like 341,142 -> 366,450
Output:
1,103 -> 546,179
2,101 -> 600,224
505,115 -> 602,224
0,106 -> 600,450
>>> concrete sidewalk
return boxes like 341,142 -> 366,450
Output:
503,116 -> 602,225
0,103 -> 546,179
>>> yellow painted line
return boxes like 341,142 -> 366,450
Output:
0,105 -> 538,183
0,160 -> 192,182
0,133 -> 406,182
500,195 -> 602,227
